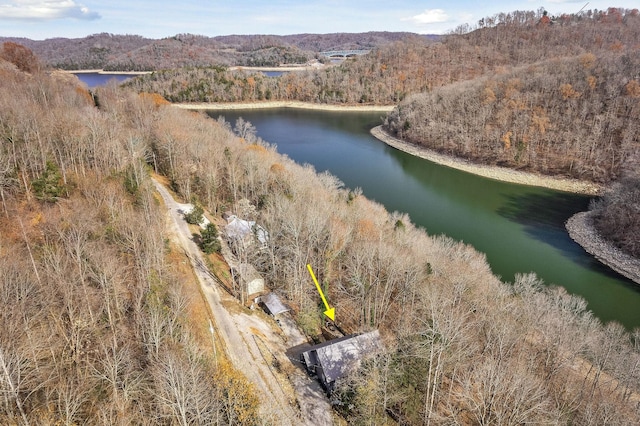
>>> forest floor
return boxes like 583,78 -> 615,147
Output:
152,177 -> 334,426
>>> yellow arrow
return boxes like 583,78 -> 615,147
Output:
306,264 -> 335,321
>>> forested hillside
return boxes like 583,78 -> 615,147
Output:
128,8 -> 639,103
2,42 -> 640,424
591,177 -> 640,257
0,55 -> 259,424
0,31 -> 415,71
384,52 -> 640,183
381,9 -> 640,186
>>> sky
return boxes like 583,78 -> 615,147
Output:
0,1 -> 637,40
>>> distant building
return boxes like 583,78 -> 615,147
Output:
299,330 -> 382,393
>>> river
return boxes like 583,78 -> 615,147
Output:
208,107 -> 640,330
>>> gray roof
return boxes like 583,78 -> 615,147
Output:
302,330 -> 381,385
226,215 -> 268,245
256,292 -> 290,316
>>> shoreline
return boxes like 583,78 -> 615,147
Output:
370,126 -> 603,195
229,65 -> 323,72
566,212 -> 640,285
173,101 -> 396,112
60,69 -> 152,75
369,126 -> 640,283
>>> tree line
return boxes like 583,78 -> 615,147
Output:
127,8 -> 639,105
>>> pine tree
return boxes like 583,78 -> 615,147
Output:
200,223 -> 221,254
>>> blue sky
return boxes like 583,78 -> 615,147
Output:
0,1 -> 637,40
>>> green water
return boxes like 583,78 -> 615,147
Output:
209,108 -> 640,330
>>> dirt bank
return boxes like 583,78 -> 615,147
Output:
174,101 -> 395,112
566,212 -> 640,285
371,126 -> 603,195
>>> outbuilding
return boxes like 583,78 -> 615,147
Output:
225,214 -> 268,247
255,292 -> 290,316
299,330 -> 381,393
230,262 -> 265,304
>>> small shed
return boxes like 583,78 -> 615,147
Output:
300,330 -> 381,393
255,292 -> 290,316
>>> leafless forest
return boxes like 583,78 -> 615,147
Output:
2,26 -> 640,423
0,32 -> 415,71
0,53 -> 259,424
126,8 -> 640,183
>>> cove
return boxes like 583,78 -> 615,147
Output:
208,107 -> 640,330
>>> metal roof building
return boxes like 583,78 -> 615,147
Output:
255,292 -> 290,316
300,330 -> 381,393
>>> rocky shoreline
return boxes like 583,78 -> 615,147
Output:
370,126 -> 603,195
370,126 -> 640,285
174,101 -> 395,112
566,212 -> 640,285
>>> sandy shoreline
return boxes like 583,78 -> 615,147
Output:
60,69 -> 152,75
566,212 -> 640,285
174,101 -> 396,112
370,126 -> 603,195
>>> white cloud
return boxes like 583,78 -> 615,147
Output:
405,8 -> 450,25
0,0 -> 100,20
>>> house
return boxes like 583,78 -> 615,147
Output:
225,214 -> 268,247
299,330 -> 382,393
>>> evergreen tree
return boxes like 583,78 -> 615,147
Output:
200,223 -> 221,254
184,203 -> 204,225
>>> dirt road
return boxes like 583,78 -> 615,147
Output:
152,179 -> 333,425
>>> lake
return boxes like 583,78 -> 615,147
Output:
73,72 -> 141,88
208,107 -> 640,330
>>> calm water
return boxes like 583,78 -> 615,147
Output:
73,72 -> 138,88
209,108 -> 640,330
74,71 -> 283,88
